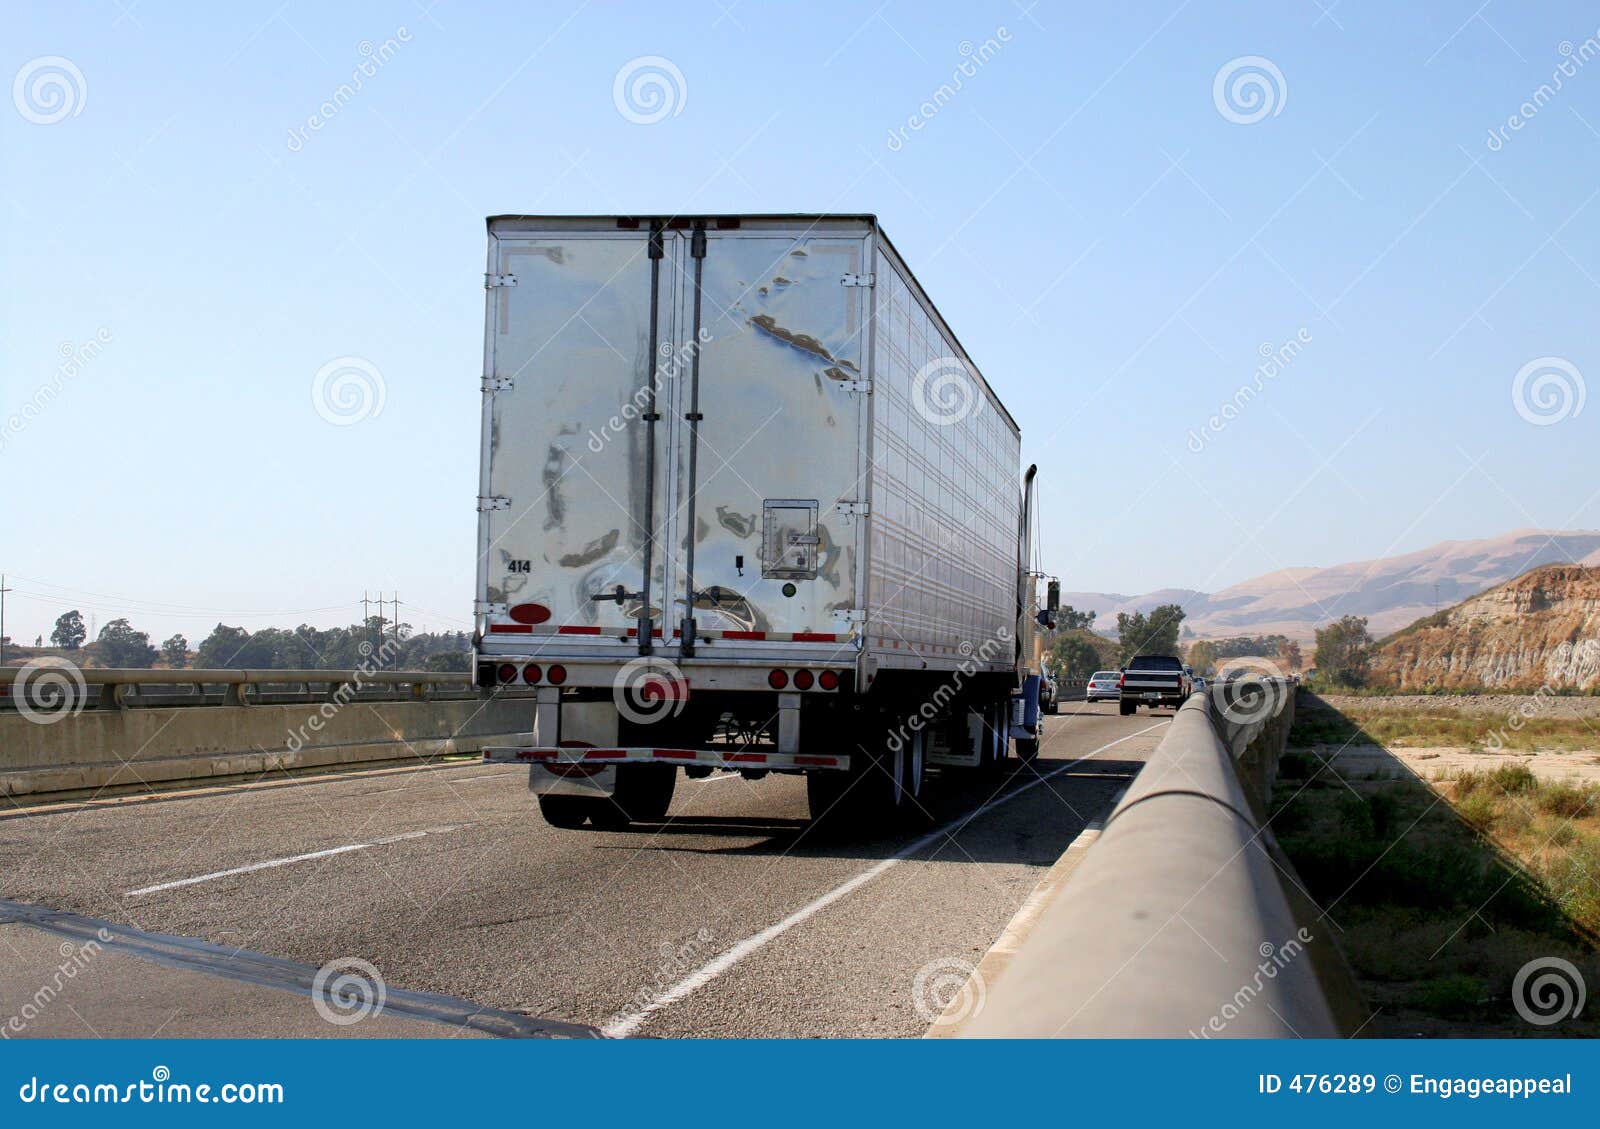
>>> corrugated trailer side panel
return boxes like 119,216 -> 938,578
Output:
865,237 -> 1022,673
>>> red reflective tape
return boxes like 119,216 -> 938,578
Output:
720,630 -> 766,640
790,633 -> 837,643
651,749 -> 700,761
558,626 -> 604,635
581,748 -> 627,759
624,628 -> 665,637
724,753 -> 768,764
794,756 -> 839,767
487,624 -> 533,634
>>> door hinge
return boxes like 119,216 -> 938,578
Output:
840,272 -> 875,287
832,608 -> 866,625
845,379 -> 872,393
485,272 -> 518,288
475,600 -> 508,617
477,495 -> 511,512
481,376 -> 514,392
837,501 -> 870,516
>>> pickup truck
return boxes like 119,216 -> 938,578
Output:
1118,655 -> 1192,714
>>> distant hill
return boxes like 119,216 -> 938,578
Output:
1370,564 -> 1600,691
1061,529 -> 1600,643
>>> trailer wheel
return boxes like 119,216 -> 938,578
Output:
1119,700 -> 1135,716
806,767 -> 854,825
612,763 -> 677,824
537,795 -> 593,829
902,726 -> 927,802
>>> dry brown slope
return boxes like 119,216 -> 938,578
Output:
1370,564 -> 1600,691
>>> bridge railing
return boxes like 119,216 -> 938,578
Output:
0,666 -> 496,711
966,680 -> 1363,1038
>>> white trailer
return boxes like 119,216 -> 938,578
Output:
475,215 -> 1055,829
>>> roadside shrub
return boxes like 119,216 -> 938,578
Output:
1539,783 -> 1599,820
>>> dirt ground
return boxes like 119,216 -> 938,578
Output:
1318,693 -> 1600,719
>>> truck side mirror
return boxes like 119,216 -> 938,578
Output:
1046,579 -> 1060,613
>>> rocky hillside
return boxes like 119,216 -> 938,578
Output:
1369,565 -> 1600,691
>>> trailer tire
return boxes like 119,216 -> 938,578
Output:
612,763 -> 677,824
537,794 -> 593,829
1014,736 -> 1039,764
1119,700 -> 1135,716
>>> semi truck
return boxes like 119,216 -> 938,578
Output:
475,214 -> 1056,829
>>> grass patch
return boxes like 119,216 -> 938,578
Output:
1290,697 -> 1600,752
1269,759 -> 1600,1035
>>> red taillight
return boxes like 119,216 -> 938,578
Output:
768,669 -> 789,690
818,670 -> 839,691
793,669 -> 814,690
497,663 -> 518,684
547,664 -> 567,686
522,663 -> 542,684
1118,673 -> 1126,689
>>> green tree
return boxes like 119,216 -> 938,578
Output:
1116,603 -> 1187,665
51,609 -> 86,650
1185,639 -> 1219,675
1276,639 -> 1303,673
1057,605 -> 1097,631
96,618 -> 157,668
161,634 -> 189,669
1050,631 -> 1105,679
1313,615 -> 1373,687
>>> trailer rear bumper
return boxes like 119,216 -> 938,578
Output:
483,746 -> 851,771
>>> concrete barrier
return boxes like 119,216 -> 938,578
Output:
965,683 -> 1361,1038
1,695 -> 536,799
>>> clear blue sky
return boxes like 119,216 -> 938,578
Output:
4,1 -> 1598,644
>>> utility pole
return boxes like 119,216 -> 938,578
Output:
0,574 -> 12,667
390,593 -> 402,648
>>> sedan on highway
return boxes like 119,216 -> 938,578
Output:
1085,671 -> 1121,702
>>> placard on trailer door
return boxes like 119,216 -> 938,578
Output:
662,225 -> 871,651
481,227 -> 683,648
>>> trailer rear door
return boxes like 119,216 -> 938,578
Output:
480,224 -> 684,653
663,221 -> 872,659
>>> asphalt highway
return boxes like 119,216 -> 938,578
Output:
0,701 -> 1172,1038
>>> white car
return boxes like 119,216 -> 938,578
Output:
1086,670 -> 1121,703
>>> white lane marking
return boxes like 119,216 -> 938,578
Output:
692,772 -> 740,784
124,825 -> 461,897
600,721 -> 1169,1037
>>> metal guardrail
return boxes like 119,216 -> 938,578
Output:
0,666 -> 482,710
967,682 -> 1356,1038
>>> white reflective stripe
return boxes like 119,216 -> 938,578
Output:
481,747 -> 850,770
